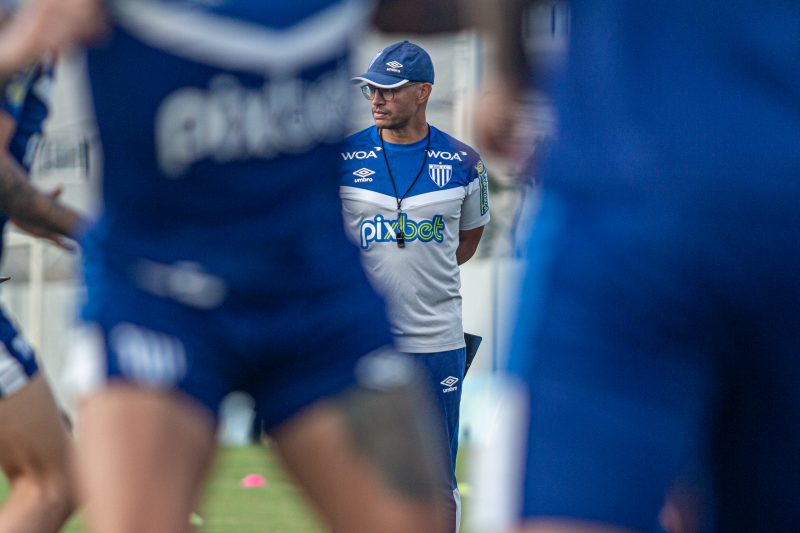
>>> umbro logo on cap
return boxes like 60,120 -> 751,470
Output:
352,41 -> 434,88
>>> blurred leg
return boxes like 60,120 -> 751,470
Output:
0,374 -> 76,533
78,385 -> 216,533
274,389 -> 449,533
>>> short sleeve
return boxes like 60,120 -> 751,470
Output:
460,158 -> 491,230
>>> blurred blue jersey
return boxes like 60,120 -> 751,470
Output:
508,1 -> 800,531
76,0 -> 394,421
542,0 -> 800,209
84,0 -> 370,300
2,64 -> 50,171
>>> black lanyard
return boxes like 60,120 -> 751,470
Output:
378,126 -> 431,248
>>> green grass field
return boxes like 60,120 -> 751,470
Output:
0,444 -> 474,532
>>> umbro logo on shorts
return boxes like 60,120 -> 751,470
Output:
441,376 -> 459,393
441,376 -> 459,387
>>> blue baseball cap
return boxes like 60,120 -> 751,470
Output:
353,41 -> 434,88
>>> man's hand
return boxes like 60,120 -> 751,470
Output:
0,157 -> 86,250
462,0 -> 534,160
10,185 -> 83,251
474,81 -> 530,160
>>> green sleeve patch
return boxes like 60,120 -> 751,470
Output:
477,160 -> 489,216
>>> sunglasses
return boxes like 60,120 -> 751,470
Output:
360,82 -> 420,102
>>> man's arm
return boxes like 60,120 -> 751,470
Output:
456,226 -> 484,265
464,0 -> 535,159
0,155 -> 84,248
463,0 -> 531,86
373,0 -> 463,33
0,0 -> 106,84
0,108 -> 84,247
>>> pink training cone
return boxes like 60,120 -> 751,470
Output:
240,474 -> 267,488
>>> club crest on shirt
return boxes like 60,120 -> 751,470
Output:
429,163 -> 452,187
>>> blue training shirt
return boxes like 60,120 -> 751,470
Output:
83,0 -> 373,301
339,125 -> 490,352
507,1 -> 800,530
540,0 -> 800,209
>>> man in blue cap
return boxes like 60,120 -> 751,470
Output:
340,40 -> 491,532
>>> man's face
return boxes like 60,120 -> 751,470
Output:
363,82 -> 424,130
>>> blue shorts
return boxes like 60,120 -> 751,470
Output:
0,307 -> 38,398
410,347 -> 466,486
74,266 -> 392,431
410,347 -> 466,531
508,190 -> 800,531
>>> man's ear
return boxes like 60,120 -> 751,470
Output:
417,83 -> 433,103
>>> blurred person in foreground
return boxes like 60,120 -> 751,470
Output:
340,40 -> 490,531
0,2 -> 87,531
8,1 -> 455,532
467,0 -> 800,532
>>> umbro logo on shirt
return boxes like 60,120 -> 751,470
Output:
353,168 -> 375,183
353,168 -> 375,178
